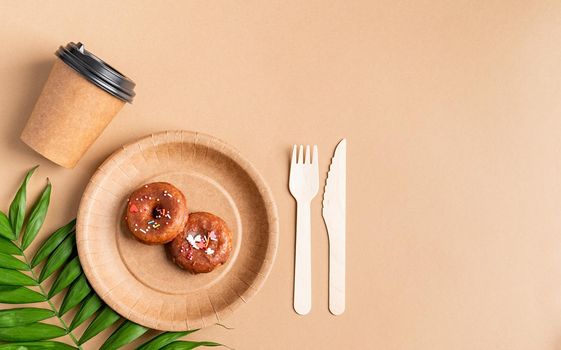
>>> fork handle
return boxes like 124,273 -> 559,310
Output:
294,201 -> 312,315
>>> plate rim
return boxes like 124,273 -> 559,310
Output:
76,130 -> 279,330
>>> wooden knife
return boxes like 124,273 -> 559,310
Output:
322,138 -> 346,315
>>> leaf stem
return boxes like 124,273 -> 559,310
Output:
19,245 -> 83,350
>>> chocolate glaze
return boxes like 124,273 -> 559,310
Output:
167,212 -> 233,274
125,182 -> 188,245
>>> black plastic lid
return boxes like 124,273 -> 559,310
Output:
56,42 -> 136,103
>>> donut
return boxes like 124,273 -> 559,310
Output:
124,182 -> 188,245
167,212 -> 233,274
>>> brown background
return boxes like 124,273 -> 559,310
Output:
2,1 -> 561,349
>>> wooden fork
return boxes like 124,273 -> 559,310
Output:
289,144 -> 319,315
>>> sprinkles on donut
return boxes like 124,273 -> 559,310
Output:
167,212 -> 233,274
124,182 -> 188,245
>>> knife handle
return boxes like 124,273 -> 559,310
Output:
329,234 -> 345,315
294,201 -> 312,315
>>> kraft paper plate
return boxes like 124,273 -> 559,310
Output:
76,131 -> 279,331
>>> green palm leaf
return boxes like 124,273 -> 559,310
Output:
136,331 -> 196,350
0,308 -> 55,327
0,252 -> 29,270
0,237 -> 21,256
39,233 -> 75,283
0,167 -> 224,349
8,166 -> 37,238
0,268 -> 37,286
0,212 -> 14,240
59,274 -> 91,316
79,306 -> 121,344
0,286 -> 45,304
0,322 -> 66,341
30,219 -> 75,268
48,256 -> 81,298
99,321 -> 148,350
69,293 -> 102,331
21,181 -> 51,250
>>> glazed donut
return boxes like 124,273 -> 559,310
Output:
167,212 -> 233,274
124,182 -> 188,245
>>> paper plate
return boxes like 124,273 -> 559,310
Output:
76,131 -> 279,331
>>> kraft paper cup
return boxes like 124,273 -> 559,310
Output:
21,42 -> 136,168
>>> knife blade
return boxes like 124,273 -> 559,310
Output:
322,138 -> 346,315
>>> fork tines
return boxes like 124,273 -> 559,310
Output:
291,145 -> 318,165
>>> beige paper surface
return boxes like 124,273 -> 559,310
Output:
2,1 -> 561,349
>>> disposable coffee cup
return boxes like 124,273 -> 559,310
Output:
21,42 -> 136,168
